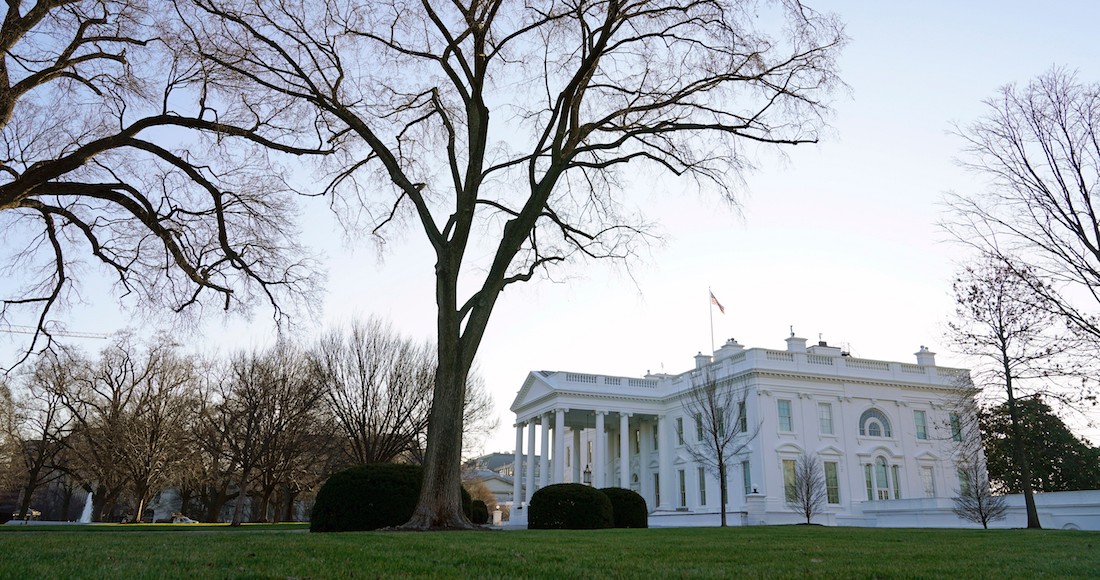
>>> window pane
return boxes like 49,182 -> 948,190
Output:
778,400 -> 793,432
864,464 -> 874,500
824,462 -> 840,504
950,413 -> 962,442
654,473 -> 660,506
738,401 -> 748,433
869,421 -> 882,437
921,466 -> 936,498
698,467 -> 707,506
783,459 -> 797,502
678,469 -> 687,507
914,410 -> 928,440
819,403 -> 833,435
695,413 -> 704,441
676,417 -> 684,445
892,465 -> 901,499
742,460 -> 752,495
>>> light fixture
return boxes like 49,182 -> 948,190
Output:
583,464 -> 592,485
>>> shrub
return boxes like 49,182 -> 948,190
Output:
599,487 -> 648,528
471,500 -> 489,524
528,483 -> 613,530
310,463 -> 472,532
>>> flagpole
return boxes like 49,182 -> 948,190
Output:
708,287 -> 715,354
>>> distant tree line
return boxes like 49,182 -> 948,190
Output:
0,317 -> 495,524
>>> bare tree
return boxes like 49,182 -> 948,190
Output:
683,369 -> 758,527
187,0 -> 845,528
114,345 -> 199,523
10,349 -> 79,520
313,318 -> 498,466
215,344 -> 327,526
944,70 -> 1100,359
950,405 -> 1007,530
0,1 -> 325,369
785,451 -> 827,525
313,319 -> 435,465
0,378 -> 17,495
945,258 -> 1073,529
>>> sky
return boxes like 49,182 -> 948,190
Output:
5,1 -> 1100,450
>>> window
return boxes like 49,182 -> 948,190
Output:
654,473 -> 660,506
858,408 -> 893,437
892,465 -> 901,499
653,424 -> 660,450
678,469 -> 687,508
958,467 -> 972,496
587,441 -> 592,463
824,462 -> 840,504
950,412 -> 962,442
698,467 -> 707,506
716,408 -> 725,438
921,466 -> 936,498
616,434 -> 621,457
819,403 -> 834,435
777,400 -> 793,432
782,459 -> 797,501
566,448 -> 571,468
695,413 -> 704,441
874,457 -> 890,500
914,410 -> 928,440
742,460 -> 752,495
737,401 -> 748,433
676,417 -> 685,445
864,464 -> 874,501
634,429 -> 640,454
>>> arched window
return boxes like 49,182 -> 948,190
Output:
859,408 -> 893,437
864,456 -> 895,500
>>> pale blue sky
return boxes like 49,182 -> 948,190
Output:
5,2 -> 1100,450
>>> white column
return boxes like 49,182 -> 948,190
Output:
554,409 -> 566,484
595,411 -> 606,488
658,414 -> 671,509
572,428 -> 582,483
539,413 -> 550,488
619,412 -> 631,489
525,421 -> 536,503
640,419 -> 652,501
513,422 -> 524,505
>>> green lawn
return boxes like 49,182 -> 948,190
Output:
0,524 -> 1096,578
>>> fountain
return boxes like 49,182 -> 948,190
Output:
78,492 -> 93,523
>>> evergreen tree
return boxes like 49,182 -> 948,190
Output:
981,398 -> 1100,493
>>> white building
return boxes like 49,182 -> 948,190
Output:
508,334 -> 979,527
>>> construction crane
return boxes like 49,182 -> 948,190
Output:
0,324 -> 108,340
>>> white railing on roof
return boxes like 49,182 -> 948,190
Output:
844,358 -> 890,371
765,350 -> 794,362
900,363 -> 927,375
628,378 -> 657,388
807,354 -> 834,366
566,373 -> 598,384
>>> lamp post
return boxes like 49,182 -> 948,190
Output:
583,465 -> 592,486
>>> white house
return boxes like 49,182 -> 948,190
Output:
508,333 -> 981,527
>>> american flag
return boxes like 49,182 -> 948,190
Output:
710,291 -> 725,314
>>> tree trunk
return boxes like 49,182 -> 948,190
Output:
402,275 -> 476,530
1006,386 -> 1041,528
230,466 -> 252,526
718,461 -> 727,527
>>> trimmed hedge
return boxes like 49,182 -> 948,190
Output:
310,463 -> 472,532
471,500 -> 489,525
528,483 -> 613,530
599,487 -> 648,528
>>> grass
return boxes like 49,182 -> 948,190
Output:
0,524 -> 1096,578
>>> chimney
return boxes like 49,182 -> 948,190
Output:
694,352 -> 712,369
714,338 -> 745,361
785,331 -> 807,353
915,346 -> 936,366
